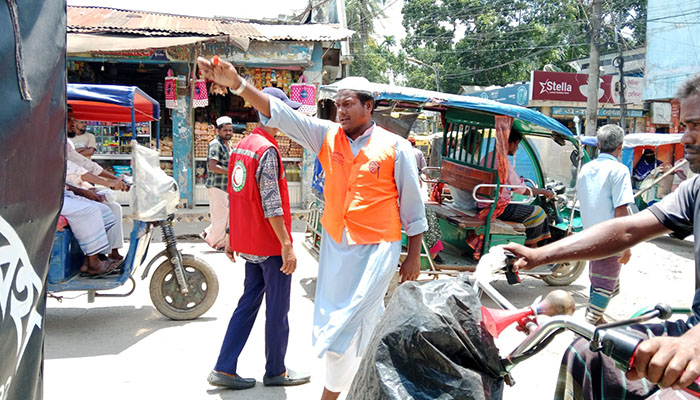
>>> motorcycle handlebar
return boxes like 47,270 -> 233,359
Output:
501,304 -> 700,396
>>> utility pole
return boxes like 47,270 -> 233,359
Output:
359,0 -> 367,78
407,56 -> 440,92
585,0 -> 602,136
614,13 -> 627,133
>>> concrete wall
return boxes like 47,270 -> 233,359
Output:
644,0 -> 700,100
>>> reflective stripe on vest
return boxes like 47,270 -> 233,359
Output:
228,128 -> 292,256
318,125 -> 401,245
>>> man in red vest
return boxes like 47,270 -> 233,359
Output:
207,87 -> 311,390
198,58 -> 427,400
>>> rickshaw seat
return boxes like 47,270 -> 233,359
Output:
436,160 -> 526,235
426,203 -> 524,236
441,160 -> 494,195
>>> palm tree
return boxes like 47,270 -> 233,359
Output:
345,0 -> 386,77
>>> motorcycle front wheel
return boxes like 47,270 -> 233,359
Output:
542,260 -> 586,286
149,254 -> 219,320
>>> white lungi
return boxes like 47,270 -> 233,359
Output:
61,192 -> 120,255
324,329 -> 363,393
204,187 -> 228,249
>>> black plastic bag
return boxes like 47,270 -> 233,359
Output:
347,273 -> 505,400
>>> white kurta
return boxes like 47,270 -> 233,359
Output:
261,98 -> 428,356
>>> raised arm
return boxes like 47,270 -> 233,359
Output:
197,57 -> 334,154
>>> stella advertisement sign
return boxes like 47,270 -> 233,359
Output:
530,71 -> 615,103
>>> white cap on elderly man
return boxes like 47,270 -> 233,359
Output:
216,116 -> 233,127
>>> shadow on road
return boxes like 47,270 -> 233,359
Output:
207,385 -> 289,399
650,236 -> 694,261
45,305 -> 215,359
299,277 -> 317,302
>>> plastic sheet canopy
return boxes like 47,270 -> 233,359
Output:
130,141 -> 179,221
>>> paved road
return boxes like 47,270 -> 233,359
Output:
44,228 -> 695,400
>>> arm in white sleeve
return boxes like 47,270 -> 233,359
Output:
259,97 -> 337,154
395,139 -> 428,236
65,160 -> 89,187
66,140 -> 103,175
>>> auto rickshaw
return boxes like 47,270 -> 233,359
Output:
306,78 -> 591,286
49,84 -> 218,320
580,133 -> 687,211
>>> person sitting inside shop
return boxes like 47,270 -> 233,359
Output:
69,119 -> 97,159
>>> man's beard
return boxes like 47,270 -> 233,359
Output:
686,144 -> 700,173
67,130 -> 76,138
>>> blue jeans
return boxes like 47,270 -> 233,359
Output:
214,256 -> 291,377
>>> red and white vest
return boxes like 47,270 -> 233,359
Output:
228,127 -> 292,256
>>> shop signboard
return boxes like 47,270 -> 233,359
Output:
91,49 -> 169,61
670,100 -> 681,133
645,116 -> 657,133
551,107 -> 643,117
467,83 -> 530,106
612,76 -> 644,105
201,41 -> 314,67
530,71 -> 615,103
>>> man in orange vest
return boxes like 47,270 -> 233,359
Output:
207,88 -> 311,390
198,58 -> 428,400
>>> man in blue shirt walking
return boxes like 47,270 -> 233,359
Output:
576,124 -> 634,324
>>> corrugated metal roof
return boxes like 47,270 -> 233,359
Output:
244,23 -> 355,42
67,6 -> 353,41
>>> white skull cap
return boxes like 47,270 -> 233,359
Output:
216,116 -> 233,127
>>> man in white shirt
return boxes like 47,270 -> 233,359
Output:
576,124 -> 634,324
69,119 -> 97,158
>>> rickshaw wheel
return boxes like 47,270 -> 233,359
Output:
149,255 -> 219,320
542,260 -> 586,286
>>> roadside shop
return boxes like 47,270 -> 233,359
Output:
67,5 -> 352,207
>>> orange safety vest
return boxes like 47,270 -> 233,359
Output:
318,125 -> 402,245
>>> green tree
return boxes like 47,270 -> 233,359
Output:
346,0 -> 387,78
400,0 -> 647,93
349,36 -> 403,84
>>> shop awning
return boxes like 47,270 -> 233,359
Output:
580,133 -> 683,148
67,33 -> 250,54
67,83 -> 160,123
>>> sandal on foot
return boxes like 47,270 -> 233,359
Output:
85,260 -> 118,277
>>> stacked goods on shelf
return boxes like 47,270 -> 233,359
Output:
274,134 -> 304,158
288,142 -> 303,158
160,160 -> 173,176
194,121 -> 216,158
230,133 -> 245,146
155,137 -> 173,156
248,68 -> 294,92
240,68 -> 298,107
276,134 -> 291,158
